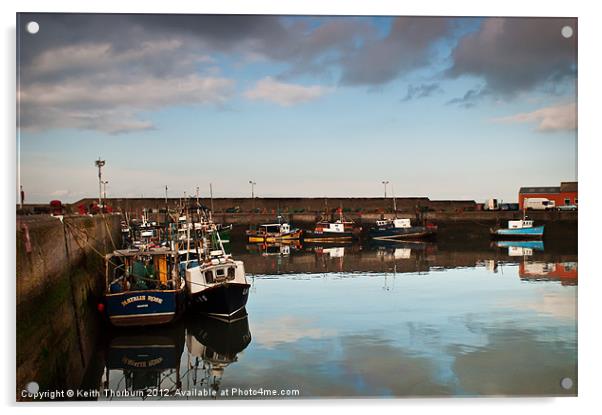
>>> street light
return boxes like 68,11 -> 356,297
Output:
101,181 -> 109,202
249,180 -> 256,211
249,181 -> 256,199
95,157 -> 106,206
381,180 -> 389,198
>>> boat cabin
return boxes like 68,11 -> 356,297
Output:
259,223 -> 290,234
105,248 -> 179,293
508,220 -> 534,229
185,258 -> 246,295
375,218 -> 411,228
316,221 -> 345,233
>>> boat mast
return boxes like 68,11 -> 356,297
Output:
392,183 -> 397,215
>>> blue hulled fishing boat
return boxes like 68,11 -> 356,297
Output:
490,219 -> 544,239
103,248 -> 186,327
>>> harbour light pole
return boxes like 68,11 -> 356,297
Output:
249,180 -> 256,199
381,180 -> 389,199
249,180 -> 256,211
95,157 -> 105,206
101,180 -> 109,201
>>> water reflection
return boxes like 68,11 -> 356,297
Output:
83,239 -> 577,398
98,312 -> 251,400
186,313 -> 252,397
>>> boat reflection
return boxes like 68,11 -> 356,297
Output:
493,240 -> 544,257
245,241 -> 302,256
185,311 -> 252,398
99,311 -> 252,399
519,261 -> 578,286
102,324 -> 185,398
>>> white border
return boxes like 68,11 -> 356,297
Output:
3,1 -> 601,414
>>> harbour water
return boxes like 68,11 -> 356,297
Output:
79,237 -> 577,399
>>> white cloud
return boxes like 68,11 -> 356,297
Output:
244,77 -> 330,106
493,102 -> 577,132
19,40 -> 234,134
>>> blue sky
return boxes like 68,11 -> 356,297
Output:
17,15 -> 577,203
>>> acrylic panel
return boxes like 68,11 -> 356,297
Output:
16,13 -> 577,401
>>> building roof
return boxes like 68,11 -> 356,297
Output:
560,182 -> 578,192
519,186 -> 561,194
519,181 -> 578,194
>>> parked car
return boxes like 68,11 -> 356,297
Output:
557,205 -> 577,211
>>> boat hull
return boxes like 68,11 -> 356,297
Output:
303,230 -> 354,243
104,289 -> 186,327
247,229 -> 303,243
188,282 -> 250,319
490,225 -> 545,239
368,226 -> 437,241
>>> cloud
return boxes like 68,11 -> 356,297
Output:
340,17 -> 452,86
402,83 -> 442,102
493,102 -> 576,132
244,77 -> 330,106
448,18 -> 577,97
19,37 -> 235,134
251,316 -> 336,348
446,86 -> 491,108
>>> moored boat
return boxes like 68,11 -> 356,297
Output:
490,219 -> 544,239
103,248 -> 186,327
185,227 -> 250,320
304,209 -> 360,243
368,218 -> 437,241
246,221 -> 302,243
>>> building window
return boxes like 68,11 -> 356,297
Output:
575,198 -> 578,205
565,198 -> 571,205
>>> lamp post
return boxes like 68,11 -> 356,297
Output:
101,181 -> 109,201
249,180 -> 256,211
249,180 -> 256,198
95,157 -> 105,206
381,180 -> 389,199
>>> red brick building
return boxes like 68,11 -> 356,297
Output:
518,181 -> 578,209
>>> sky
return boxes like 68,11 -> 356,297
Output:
16,14 -> 577,203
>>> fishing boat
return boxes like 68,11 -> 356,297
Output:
103,248 -> 186,327
304,209 -> 359,243
490,219 -> 544,239
246,221 -> 302,243
184,227 -> 250,320
177,215 -> 232,244
368,218 -> 437,241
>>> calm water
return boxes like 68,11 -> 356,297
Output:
85,241 -> 577,399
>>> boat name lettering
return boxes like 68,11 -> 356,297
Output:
120,295 -> 164,307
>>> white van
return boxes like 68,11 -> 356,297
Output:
483,198 -> 499,210
524,198 -> 556,210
